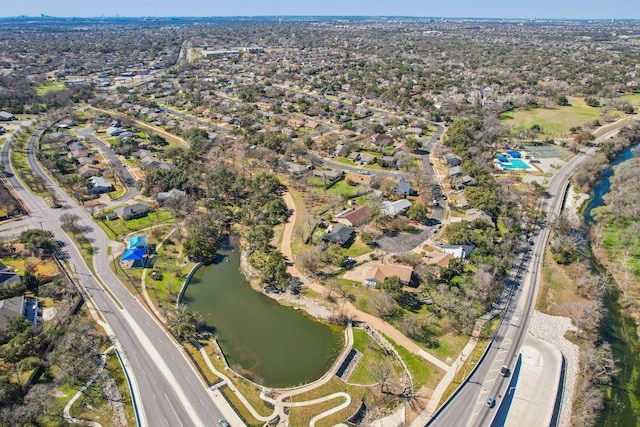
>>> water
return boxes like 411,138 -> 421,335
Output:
182,238 -> 343,388
583,146 -> 636,223
582,145 -> 640,426
498,158 -> 533,170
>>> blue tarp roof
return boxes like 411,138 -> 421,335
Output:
129,235 -> 147,248
121,249 -> 146,261
507,150 -> 521,158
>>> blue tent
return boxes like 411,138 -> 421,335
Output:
129,235 -> 147,249
121,249 -> 146,261
507,150 -> 521,158
496,155 -> 508,162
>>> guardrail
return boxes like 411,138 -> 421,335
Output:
114,348 -> 143,427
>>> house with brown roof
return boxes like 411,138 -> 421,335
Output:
465,208 -> 495,227
423,251 -> 454,268
335,205 -> 371,227
364,263 -> 414,287
371,133 -> 394,147
78,164 -> 101,178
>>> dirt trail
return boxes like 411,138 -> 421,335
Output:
280,192 -> 450,372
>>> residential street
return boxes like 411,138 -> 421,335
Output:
1,127 -> 232,427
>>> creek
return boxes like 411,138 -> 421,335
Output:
583,145 -> 640,426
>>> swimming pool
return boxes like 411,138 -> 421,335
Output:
499,158 -> 534,170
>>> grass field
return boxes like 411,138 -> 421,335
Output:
536,248 -> 588,314
500,96 -> 614,137
98,209 -> 174,240
1,257 -> 58,278
349,328 -> 405,385
288,377 -> 369,427
620,93 -> 640,107
35,81 -> 67,96
384,335 -> 444,390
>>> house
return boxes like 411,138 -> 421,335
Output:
106,126 -> 124,136
322,225 -> 355,247
0,111 -> 17,121
78,164 -> 101,178
407,127 -> 423,136
348,152 -> 361,162
395,176 -> 411,197
335,206 -> 371,227
423,251 -> 454,268
382,199 -> 412,217
141,156 -> 176,172
449,166 -> 463,178
359,153 -> 377,165
88,176 -> 114,194
441,244 -> 475,259
70,148 -> 89,159
444,153 -> 463,167
312,169 -> 342,185
280,159 -> 312,175
363,263 -> 414,287
333,144 -> 348,157
157,188 -> 186,204
465,208 -> 495,227
0,296 -> 25,330
371,133 -> 394,147
114,202 -> 151,220
0,262 -> 20,288
380,156 -> 396,168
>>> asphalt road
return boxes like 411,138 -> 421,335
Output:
428,135 -> 610,426
75,127 -> 138,203
2,125 -> 227,427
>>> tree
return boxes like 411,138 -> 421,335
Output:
298,246 -> 324,276
19,229 -> 55,256
405,136 -> 421,152
59,212 -> 81,234
369,292 -> 398,317
406,202 -> 430,223
183,213 -> 222,264
379,276 -> 403,299
556,95 -> 570,106
167,304 -> 202,342
259,251 -> 291,291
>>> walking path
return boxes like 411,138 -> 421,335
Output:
280,192 -> 450,374
194,324 -> 356,426
63,346 -> 114,427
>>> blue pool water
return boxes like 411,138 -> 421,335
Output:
499,158 -> 533,170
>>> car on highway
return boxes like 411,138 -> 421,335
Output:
486,397 -> 496,408
218,419 -> 230,427
500,365 -> 510,377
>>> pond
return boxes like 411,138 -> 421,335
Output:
182,238 -> 343,388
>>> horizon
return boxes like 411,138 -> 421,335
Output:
1,0 -> 638,20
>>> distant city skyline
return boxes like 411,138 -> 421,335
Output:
1,0 -> 638,20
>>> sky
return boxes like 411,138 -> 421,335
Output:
1,0 -> 638,19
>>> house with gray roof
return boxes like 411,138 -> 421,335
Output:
114,202 -> 151,220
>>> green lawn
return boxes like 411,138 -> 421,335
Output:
98,209 -> 175,240
35,81 -> 67,96
334,157 -> 357,166
327,180 -> 366,199
500,96 -> 615,137
384,335 -> 444,390
343,237 -> 373,258
620,93 -> 640,107
349,328 -> 406,385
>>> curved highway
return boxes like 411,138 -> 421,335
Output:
428,132 -> 615,426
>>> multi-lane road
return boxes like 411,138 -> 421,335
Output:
428,131 -> 617,426
2,125 -> 230,426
